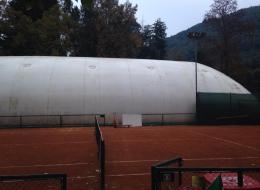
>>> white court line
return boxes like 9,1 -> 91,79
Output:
68,173 -> 151,179
68,176 -> 97,180
1,157 -> 259,180
191,131 -> 260,152
184,156 -> 260,161
0,162 -> 92,169
108,139 -> 188,143
0,141 -> 93,146
107,156 -> 260,164
1,156 -> 259,169
107,159 -> 160,163
57,173 -> 150,180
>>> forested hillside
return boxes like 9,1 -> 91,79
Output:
166,6 -> 260,92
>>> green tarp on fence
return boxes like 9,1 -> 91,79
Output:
197,92 -> 260,123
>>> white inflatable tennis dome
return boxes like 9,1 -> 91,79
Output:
0,57 -> 249,125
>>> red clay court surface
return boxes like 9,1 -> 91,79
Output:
0,125 -> 260,190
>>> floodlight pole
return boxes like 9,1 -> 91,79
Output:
187,32 -> 205,122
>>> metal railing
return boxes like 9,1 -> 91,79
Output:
151,157 -> 183,190
0,173 -> 67,190
0,114 -> 99,128
95,117 -> 105,190
151,157 -> 260,190
0,113 -> 197,128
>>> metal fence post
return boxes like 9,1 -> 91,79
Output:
238,171 -> 243,187
19,116 -> 22,127
101,140 -> 105,190
178,158 -> 183,185
60,174 -> 67,190
60,115 -> 63,127
161,114 -> 164,126
151,166 -> 161,190
230,93 -> 232,116
151,166 -> 156,190
156,169 -> 161,190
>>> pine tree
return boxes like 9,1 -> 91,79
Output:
139,19 -> 167,60
138,25 -> 153,58
152,19 -> 167,59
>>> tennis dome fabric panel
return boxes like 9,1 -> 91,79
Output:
0,57 -> 249,118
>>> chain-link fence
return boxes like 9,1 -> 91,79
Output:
0,114 -> 98,128
0,174 -> 67,190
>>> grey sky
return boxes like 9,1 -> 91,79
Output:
119,0 -> 260,36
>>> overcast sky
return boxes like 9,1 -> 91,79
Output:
118,0 -> 260,37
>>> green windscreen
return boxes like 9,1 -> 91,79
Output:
197,92 -> 260,123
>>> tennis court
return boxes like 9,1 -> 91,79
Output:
102,125 -> 260,190
0,125 -> 260,190
0,127 -> 99,190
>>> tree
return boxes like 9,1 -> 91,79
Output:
77,0 -> 141,57
76,0 -> 98,56
205,0 -> 237,19
0,0 -> 7,18
0,0 -> 74,56
0,0 -> 8,54
138,25 -> 153,58
0,0 -> 157,58
152,19 -> 167,59
203,0 -> 257,88
8,0 -> 58,21
95,0 -> 141,57
204,0 -> 238,74
0,5 -> 36,55
139,19 -> 167,60
60,0 -> 81,56
34,5 -> 73,55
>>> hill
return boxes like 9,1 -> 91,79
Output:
166,6 -> 260,91
166,5 -> 260,64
